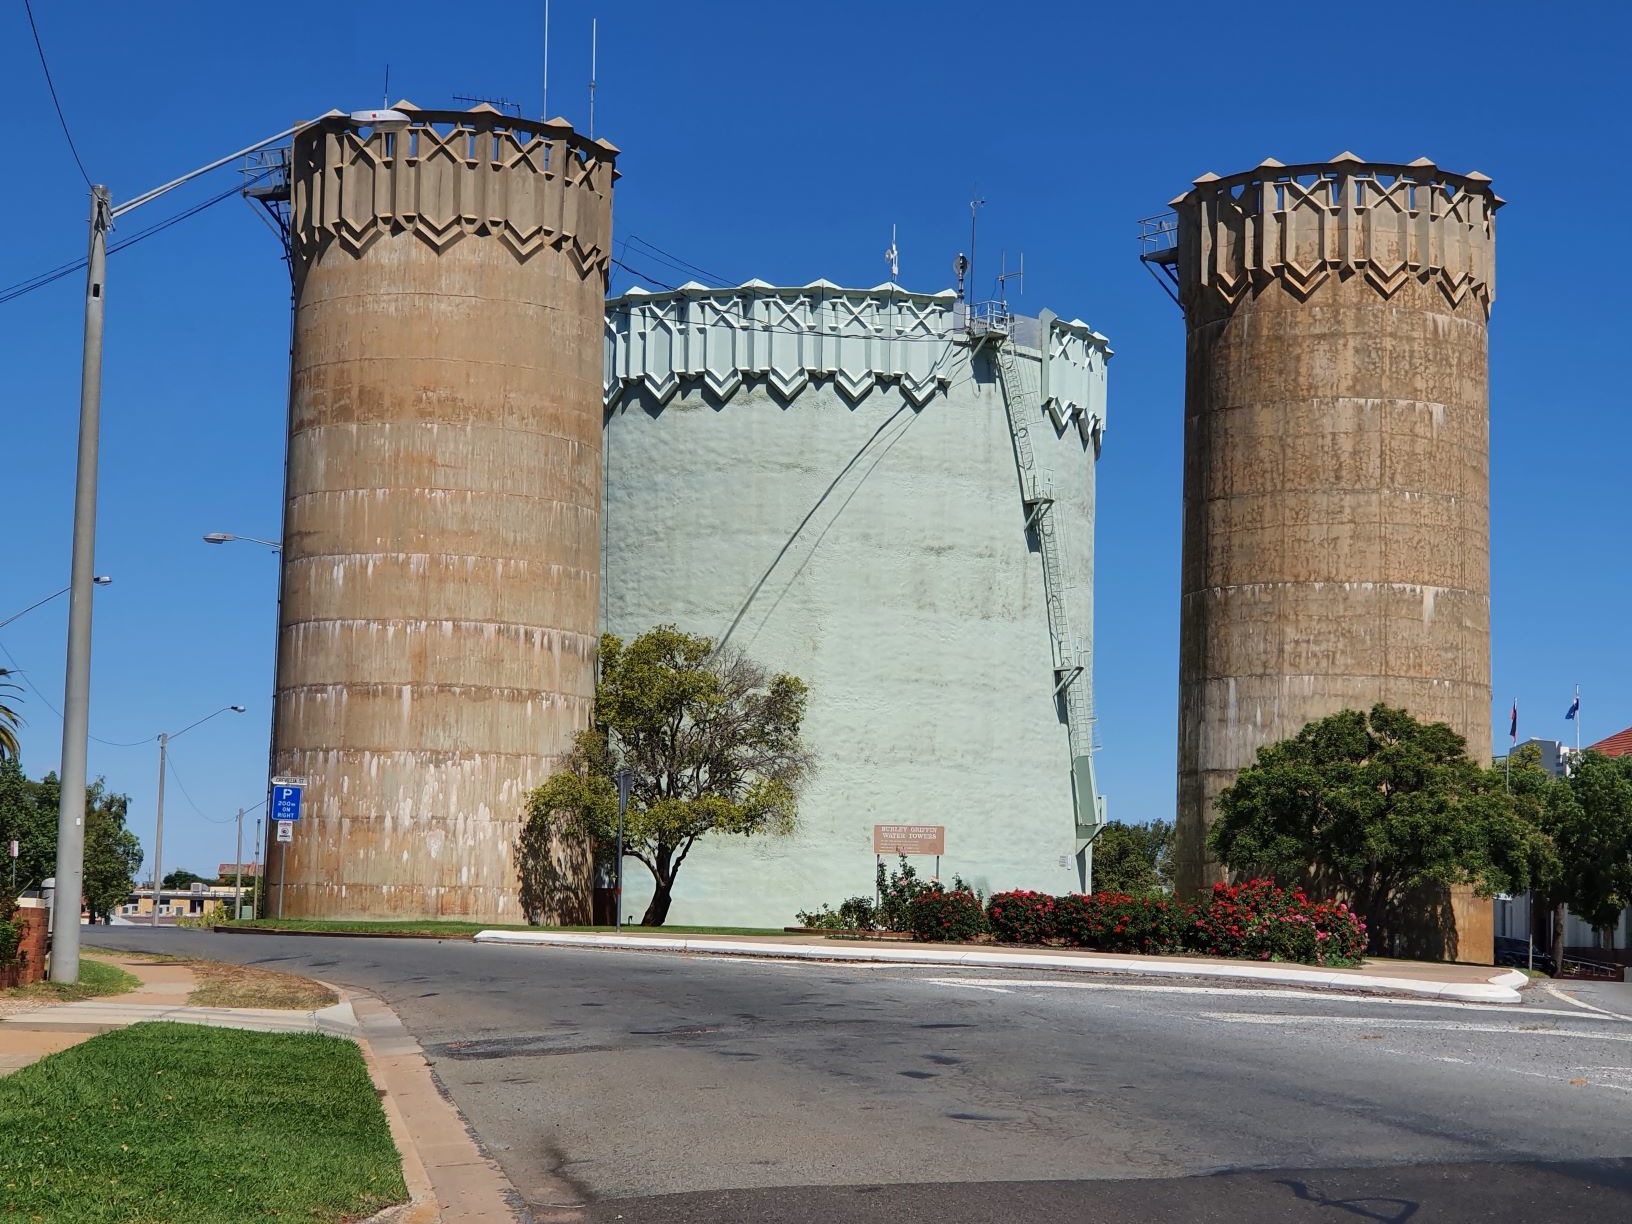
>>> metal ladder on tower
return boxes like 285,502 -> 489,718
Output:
992,337 -> 1101,854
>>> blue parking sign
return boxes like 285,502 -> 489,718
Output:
272,784 -> 303,822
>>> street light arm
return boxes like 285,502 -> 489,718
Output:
204,532 -> 282,552
0,576 -> 110,631
166,704 -> 246,743
111,120 -> 317,219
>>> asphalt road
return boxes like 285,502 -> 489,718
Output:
88,929 -> 1632,1222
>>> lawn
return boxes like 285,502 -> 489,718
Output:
219,916 -> 789,938
1,956 -> 139,1004
0,1023 -> 406,1224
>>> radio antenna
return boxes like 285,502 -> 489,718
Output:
588,17 -> 598,139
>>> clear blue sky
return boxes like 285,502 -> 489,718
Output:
2,1 -> 1627,878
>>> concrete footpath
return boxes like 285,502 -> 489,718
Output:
474,929 -> 1533,1003
0,952 -> 520,1223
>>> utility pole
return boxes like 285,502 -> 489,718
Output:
149,732 -> 168,927
251,815 -> 262,919
232,807 -> 245,920
50,185 -> 111,983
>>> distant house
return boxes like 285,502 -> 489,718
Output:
1586,725 -> 1632,758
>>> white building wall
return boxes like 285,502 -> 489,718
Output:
601,284 -> 1110,928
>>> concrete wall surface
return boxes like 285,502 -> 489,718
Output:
272,107 -> 616,921
1167,157 -> 1497,961
602,285 -> 1110,928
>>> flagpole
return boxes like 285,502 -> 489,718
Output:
1506,698 -> 1516,790
1575,683 -> 1580,753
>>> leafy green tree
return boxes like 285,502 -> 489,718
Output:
1209,704 -> 1545,950
521,626 -> 811,926
1092,820 -> 1174,895
1547,751 -> 1632,952
0,757 -> 60,891
83,782 -> 142,923
0,670 -> 23,762
24,772 -> 143,923
163,868 -> 210,891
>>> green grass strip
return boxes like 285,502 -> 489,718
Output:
0,1022 -> 406,1224
2,957 -> 140,1004
220,917 -> 788,938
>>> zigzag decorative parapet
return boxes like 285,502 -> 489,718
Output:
1174,154 -> 1500,317
290,103 -> 618,284
605,282 -> 961,408
605,282 -> 1112,420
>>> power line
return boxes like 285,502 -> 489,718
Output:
21,0 -> 91,187
0,637 -> 158,748
623,233 -> 735,286
0,173 -> 270,307
164,750 -> 235,823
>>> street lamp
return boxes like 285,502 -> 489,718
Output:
51,108 -> 410,981
202,532 -> 281,552
0,576 -> 111,632
149,705 -> 246,928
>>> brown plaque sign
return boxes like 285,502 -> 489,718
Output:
873,824 -> 946,855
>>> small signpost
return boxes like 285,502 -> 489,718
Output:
269,777 -> 307,918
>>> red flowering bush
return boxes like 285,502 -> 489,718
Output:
1048,892 -> 1193,955
979,879 -> 1366,965
1188,879 -> 1366,965
986,891 -> 1057,944
907,886 -> 987,943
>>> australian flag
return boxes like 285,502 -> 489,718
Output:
1566,691 -> 1580,721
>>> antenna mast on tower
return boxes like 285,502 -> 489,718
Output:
969,188 -> 986,300
589,17 -> 598,138
541,0 -> 550,119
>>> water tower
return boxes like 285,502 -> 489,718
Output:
602,283 -> 1111,924
271,104 -> 618,920
1145,156 -> 1499,957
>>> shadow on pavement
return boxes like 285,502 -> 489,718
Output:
583,1158 -> 1632,1223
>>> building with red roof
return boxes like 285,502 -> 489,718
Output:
1585,725 -> 1632,758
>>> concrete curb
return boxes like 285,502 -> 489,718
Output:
212,925 -> 475,941
473,931 -> 1530,1004
344,986 -> 533,1223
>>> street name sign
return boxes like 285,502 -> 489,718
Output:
873,824 -> 945,855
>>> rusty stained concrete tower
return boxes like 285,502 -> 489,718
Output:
1160,155 -> 1499,956
273,104 -> 618,920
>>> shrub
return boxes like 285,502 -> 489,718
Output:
837,896 -> 878,931
986,890 -> 1057,944
794,904 -> 844,931
1188,879 -> 1366,966
907,886 -> 986,943
1049,892 -> 1193,955
877,856 -> 935,932
0,918 -> 19,967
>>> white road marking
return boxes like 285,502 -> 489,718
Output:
1543,984 -> 1632,1023
1197,1013 -> 1632,1042
917,977 -> 1587,1018
1433,1055 -> 1632,1093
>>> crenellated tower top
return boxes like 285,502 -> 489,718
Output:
289,102 -> 619,287
1155,155 -> 1500,321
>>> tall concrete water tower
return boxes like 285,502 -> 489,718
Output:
1145,155 -> 1498,955
602,283 -> 1111,926
271,104 -> 618,920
